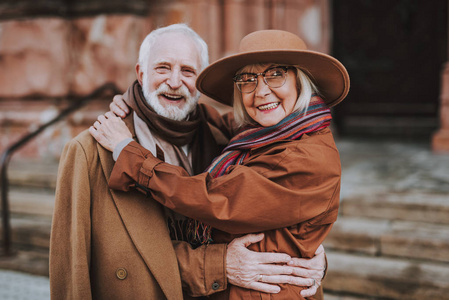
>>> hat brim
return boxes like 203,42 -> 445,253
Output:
196,50 -> 350,107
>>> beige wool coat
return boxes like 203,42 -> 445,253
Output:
49,115 -> 227,299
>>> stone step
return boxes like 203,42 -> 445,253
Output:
0,215 -> 51,250
339,192 -> 449,224
324,250 -> 449,300
0,215 -> 51,277
0,248 -> 49,277
324,216 -> 449,263
1,188 -> 55,217
8,160 -> 58,189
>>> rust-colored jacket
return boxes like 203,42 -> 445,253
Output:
49,114 -> 227,299
109,127 -> 341,299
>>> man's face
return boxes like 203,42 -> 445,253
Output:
139,32 -> 202,121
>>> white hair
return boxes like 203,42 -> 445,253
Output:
138,23 -> 209,74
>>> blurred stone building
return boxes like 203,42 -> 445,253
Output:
0,0 -> 447,161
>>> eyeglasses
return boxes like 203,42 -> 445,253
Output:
233,66 -> 292,93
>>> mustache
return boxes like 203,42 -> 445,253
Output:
156,83 -> 190,98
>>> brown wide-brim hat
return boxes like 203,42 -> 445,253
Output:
196,30 -> 350,107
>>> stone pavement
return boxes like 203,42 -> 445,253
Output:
0,270 -> 49,300
336,137 -> 449,198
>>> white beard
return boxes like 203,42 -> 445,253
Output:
141,73 -> 199,121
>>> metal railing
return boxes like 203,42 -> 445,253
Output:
0,83 -> 120,256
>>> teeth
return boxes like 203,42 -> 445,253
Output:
164,94 -> 183,100
258,103 -> 279,111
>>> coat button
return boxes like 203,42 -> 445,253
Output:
116,268 -> 128,280
212,282 -> 220,290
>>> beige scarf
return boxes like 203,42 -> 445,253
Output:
124,81 -> 221,246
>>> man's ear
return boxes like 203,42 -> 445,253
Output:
136,63 -> 143,85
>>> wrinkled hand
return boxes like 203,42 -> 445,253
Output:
287,244 -> 326,298
226,233 -> 316,294
89,111 -> 132,152
110,94 -> 130,118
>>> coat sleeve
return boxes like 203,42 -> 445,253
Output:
173,241 -> 227,296
49,139 -> 92,299
109,131 -> 341,235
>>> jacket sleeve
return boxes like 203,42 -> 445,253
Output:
50,139 -> 92,299
173,241 -> 227,296
109,131 -> 340,235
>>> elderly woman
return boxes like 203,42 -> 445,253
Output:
91,30 -> 349,299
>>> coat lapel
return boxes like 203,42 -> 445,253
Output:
96,114 -> 183,300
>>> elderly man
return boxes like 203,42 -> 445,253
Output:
51,24 -> 325,299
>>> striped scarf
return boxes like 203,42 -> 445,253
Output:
206,95 -> 332,178
191,96 -> 332,245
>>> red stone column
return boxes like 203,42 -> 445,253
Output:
432,62 -> 449,152
187,0 -> 223,62
269,0 -> 330,53
432,2 -> 449,153
222,0 -> 246,56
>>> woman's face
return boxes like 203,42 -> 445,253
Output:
239,64 -> 298,127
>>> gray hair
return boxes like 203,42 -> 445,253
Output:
138,23 -> 209,74
233,64 -> 320,127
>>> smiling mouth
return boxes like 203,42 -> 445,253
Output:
161,93 -> 184,101
258,102 -> 279,111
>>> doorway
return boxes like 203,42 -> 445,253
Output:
332,0 -> 448,139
